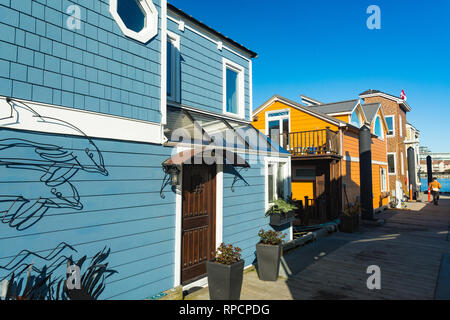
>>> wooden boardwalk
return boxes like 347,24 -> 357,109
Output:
185,196 -> 450,300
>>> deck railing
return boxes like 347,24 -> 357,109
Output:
283,127 -> 340,157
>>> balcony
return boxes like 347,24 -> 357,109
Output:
280,128 -> 341,159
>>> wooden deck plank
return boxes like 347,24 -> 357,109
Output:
184,197 -> 450,300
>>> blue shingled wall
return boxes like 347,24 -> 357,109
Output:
222,157 -> 291,267
0,0 -> 162,122
167,17 -> 251,121
0,128 -> 176,300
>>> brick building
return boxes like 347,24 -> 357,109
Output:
360,90 -> 412,200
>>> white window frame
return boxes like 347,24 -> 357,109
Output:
387,152 -> 397,175
401,152 -> 405,175
167,30 -> 180,103
265,109 -> 290,148
222,58 -> 245,119
399,114 -> 403,137
264,157 -> 291,211
380,167 -> 387,192
110,0 -> 159,44
385,115 -> 395,137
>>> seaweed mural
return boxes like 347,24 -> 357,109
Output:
0,244 -> 116,300
0,98 -> 108,230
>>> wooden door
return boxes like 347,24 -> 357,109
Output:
181,164 -> 216,284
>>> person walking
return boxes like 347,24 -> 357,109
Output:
429,177 -> 442,205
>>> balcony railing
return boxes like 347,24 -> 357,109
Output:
282,127 -> 340,157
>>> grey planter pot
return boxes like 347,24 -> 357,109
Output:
269,210 -> 296,226
206,259 -> 244,300
256,243 -> 282,281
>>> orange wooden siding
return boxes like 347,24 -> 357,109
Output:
252,101 -> 339,133
342,131 -> 359,159
332,114 -> 350,123
292,181 -> 314,202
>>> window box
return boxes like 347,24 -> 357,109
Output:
269,210 -> 296,226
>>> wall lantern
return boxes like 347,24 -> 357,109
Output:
163,164 -> 181,186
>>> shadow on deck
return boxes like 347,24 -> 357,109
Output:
184,196 -> 450,300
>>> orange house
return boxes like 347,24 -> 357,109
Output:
252,95 -> 390,223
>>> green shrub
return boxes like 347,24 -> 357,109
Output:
214,243 -> 242,265
265,198 -> 298,217
258,229 -> 286,245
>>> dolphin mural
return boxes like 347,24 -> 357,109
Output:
0,98 -> 108,230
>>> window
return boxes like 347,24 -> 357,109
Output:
374,116 -> 383,138
266,110 -> 290,149
226,69 -> 238,113
223,58 -> 244,118
380,167 -> 387,191
117,0 -> 145,33
385,115 -> 395,136
110,0 -> 158,43
387,153 -> 396,174
399,115 -> 403,137
351,111 -> 361,128
293,167 -> 315,181
167,31 -> 180,102
401,152 -> 404,175
266,160 -> 289,205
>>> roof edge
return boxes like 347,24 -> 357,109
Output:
167,3 -> 258,59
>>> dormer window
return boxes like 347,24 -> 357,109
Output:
351,110 -> 361,127
374,116 -> 383,139
110,0 -> 158,43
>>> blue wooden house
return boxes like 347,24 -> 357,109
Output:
0,0 -> 290,299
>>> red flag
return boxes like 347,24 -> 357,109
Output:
401,89 -> 407,101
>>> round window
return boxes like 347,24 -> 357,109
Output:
110,0 -> 159,43
117,0 -> 146,33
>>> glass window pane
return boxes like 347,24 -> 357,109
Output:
117,0 -> 146,33
268,164 -> 274,203
294,168 -> 315,180
388,154 -> 395,173
269,120 -> 280,146
277,163 -> 285,199
374,117 -> 382,137
226,68 -> 238,114
385,117 -> 394,135
351,111 -> 360,127
167,42 -> 172,96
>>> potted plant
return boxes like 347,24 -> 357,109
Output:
206,243 -> 244,300
266,198 -> 297,226
340,201 -> 360,233
256,229 -> 286,281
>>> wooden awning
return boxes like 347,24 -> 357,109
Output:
162,148 -> 250,167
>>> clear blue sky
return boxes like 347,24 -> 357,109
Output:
169,0 -> 450,152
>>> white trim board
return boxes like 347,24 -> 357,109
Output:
0,97 -> 163,144
160,0 -> 168,125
